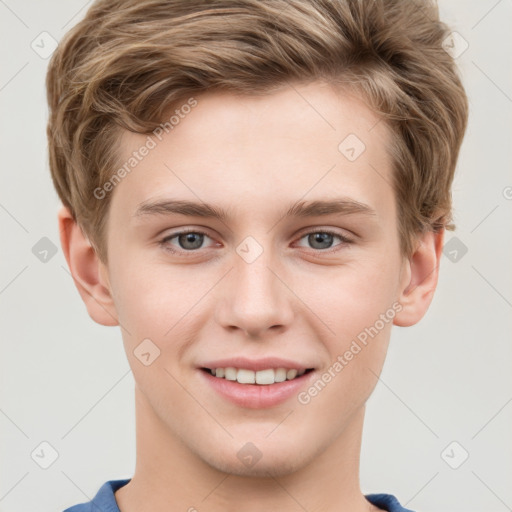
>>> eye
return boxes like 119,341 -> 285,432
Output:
295,229 -> 353,252
159,229 -> 215,254
158,228 -> 353,256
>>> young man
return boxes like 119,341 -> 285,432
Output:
46,0 -> 468,510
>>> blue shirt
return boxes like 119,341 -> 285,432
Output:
63,478 -> 415,511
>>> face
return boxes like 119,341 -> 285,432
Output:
101,80 -> 408,477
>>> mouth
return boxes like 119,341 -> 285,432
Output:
198,364 -> 317,409
200,366 -> 315,385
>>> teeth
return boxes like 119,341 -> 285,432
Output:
207,367 -> 309,385
255,369 -> 274,385
237,369 -> 255,384
274,368 -> 287,382
224,367 -> 237,381
286,369 -> 297,380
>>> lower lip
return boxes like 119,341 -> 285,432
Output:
198,369 -> 315,409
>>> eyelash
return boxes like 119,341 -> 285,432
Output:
158,228 -> 353,256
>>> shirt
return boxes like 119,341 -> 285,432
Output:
63,478 -> 415,511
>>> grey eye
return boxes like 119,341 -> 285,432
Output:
176,232 -> 205,250
307,232 -> 335,249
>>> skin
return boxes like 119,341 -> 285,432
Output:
59,80 -> 444,512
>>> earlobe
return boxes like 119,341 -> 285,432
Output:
57,206 -> 119,327
393,229 -> 445,327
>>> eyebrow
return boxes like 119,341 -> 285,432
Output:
132,197 -> 377,222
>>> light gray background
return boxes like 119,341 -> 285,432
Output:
1,1 -> 511,511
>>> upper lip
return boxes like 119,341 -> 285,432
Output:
198,357 -> 315,372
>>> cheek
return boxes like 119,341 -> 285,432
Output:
108,257 -> 199,406
295,252 -> 400,340
108,255 -> 218,378
297,283 -> 393,427
291,253 -> 399,411
108,253 -> 200,334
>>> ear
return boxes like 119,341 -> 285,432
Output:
393,228 -> 445,327
58,205 -> 119,326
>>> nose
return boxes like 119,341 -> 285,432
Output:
215,250 -> 295,338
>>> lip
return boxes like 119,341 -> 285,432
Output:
198,356 -> 313,372
197,365 -> 316,409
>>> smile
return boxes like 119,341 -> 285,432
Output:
199,366 -> 316,409
201,367 -> 314,385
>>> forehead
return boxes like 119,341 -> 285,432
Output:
110,81 -> 393,225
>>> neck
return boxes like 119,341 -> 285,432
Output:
115,385 -> 378,512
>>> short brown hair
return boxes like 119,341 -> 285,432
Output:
46,0 -> 468,263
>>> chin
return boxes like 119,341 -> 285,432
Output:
209,456 -> 305,479
199,442 -> 310,478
